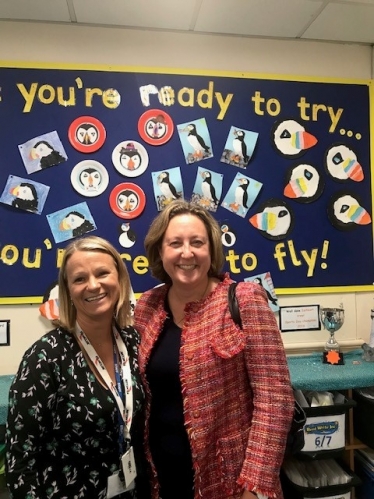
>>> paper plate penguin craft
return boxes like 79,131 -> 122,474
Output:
249,198 -> 294,240
324,143 -> 364,182
68,116 -> 106,153
109,183 -> 146,219
112,140 -> 149,177
70,160 -> 109,197
271,119 -> 318,158
327,190 -> 371,231
138,109 -> 174,145
284,163 -> 324,203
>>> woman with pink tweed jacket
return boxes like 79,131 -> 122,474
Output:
134,200 -> 294,499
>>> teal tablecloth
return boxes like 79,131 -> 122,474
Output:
288,349 -> 374,391
0,375 -> 14,427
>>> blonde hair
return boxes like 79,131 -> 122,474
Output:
145,200 -> 225,283
56,235 -> 132,331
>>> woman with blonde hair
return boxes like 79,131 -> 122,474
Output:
6,235 -> 149,499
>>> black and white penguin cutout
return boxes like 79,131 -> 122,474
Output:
118,222 -> 136,248
220,223 -> 236,247
232,129 -> 250,165
201,171 -> 219,205
284,163 -> 324,203
157,171 -> 181,202
327,190 -> 371,231
249,199 -> 294,240
271,119 -> 318,158
324,143 -> 364,182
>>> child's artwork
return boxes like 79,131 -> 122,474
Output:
245,272 -> 279,312
191,167 -> 223,212
18,130 -> 68,174
152,167 -> 183,211
221,173 -> 262,218
221,126 -> 259,168
0,175 -> 50,214
47,202 -> 96,243
178,118 -> 213,163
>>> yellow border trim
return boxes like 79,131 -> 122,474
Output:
0,60 -> 371,86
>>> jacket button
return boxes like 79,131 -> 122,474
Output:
186,353 -> 194,360
193,410 -> 200,418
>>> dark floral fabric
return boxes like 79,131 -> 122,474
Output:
5,326 -> 145,499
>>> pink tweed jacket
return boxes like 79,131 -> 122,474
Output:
135,274 -> 294,499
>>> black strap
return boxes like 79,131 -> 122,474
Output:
228,282 -> 242,329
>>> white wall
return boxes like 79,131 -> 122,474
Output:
0,21 -> 373,374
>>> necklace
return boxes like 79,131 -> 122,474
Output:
170,278 -> 211,327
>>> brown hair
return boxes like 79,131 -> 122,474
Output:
145,199 -> 224,283
56,235 -> 132,331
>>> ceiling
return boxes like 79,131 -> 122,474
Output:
1,0 -> 374,45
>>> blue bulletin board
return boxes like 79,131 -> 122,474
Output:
0,63 -> 373,304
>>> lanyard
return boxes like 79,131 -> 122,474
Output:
75,323 -> 134,447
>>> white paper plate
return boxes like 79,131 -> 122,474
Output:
71,160 -> 109,197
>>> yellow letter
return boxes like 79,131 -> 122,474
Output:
57,86 -> 76,107
133,256 -> 149,275
22,248 -> 42,268
1,245 -> 19,265
178,87 -> 194,107
17,83 -> 38,112
197,81 -> 214,109
85,87 -> 103,107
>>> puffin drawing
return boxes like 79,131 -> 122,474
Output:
79,167 -> 102,191
201,171 -> 218,205
117,190 -> 140,213
59,211 -> 95,237
253,277 -> 278,306
325,144 -> 364,182
30,140 -> 66,169
284,163 -> 323,203
249,199 -> 294,240
157,172 -> 180,201
183,123 -> 211,159
271,119 -> 318,158
75,123 -> 99,145
220,224 -> 236,247
39,281 -> 59,320
232,129 -> 249,164
145,114 -> 167,140
119,143 -> 142,171
11,182 -> 38,212
229,178 -> 249,213
328,192 -> 371,230
119,222 -> 136,248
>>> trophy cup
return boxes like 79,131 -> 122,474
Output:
320,304 -> 345,364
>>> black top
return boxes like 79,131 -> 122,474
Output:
146,314 -> 194,499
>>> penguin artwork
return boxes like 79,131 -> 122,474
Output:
75,123 -> 98,145
30,140 -> 66,169
117,190 -> 140,213
11,182 -> 38,212
253,277 -> 278,306
232,130 -> 249,164
201,171 -> 218,205
231,178 -> 249,213
59,211 -> 95,238
185,124 -> 210,159
220,224 -> 236,247
325,144 -> 364,182
146,114 -> 167,140
119,143 -> 142,171
119,222 -> 136,248
79,167 -> 102,192
39,281 -> 59,320
157,172 -> 180,202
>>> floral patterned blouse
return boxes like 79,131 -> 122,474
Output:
5,325 -> 146,499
